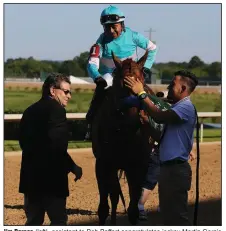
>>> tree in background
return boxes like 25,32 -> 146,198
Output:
188,56 -> 205,69
73,51 -> 89,77
205,62 -> 221,79
4,53 -> 221,83
59,60 -> 85,76
4,57 -> 53,78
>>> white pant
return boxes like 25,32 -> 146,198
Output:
102,73 -> 113,89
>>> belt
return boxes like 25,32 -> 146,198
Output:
160,158 -> 187,166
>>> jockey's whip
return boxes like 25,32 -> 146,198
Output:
193,107 -> 200,225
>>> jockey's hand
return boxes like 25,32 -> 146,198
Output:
124,76 -> 144,95
139,110 -> 149,124
94,76 -> 107,88
72,164 -> 83,182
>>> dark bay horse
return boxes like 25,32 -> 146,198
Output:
92,51 -> 155,225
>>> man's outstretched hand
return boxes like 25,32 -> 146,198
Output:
124,77 -> 144,95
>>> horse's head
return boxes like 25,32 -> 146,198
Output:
94,51 -> 155,156
104,51 -> 151,134
111,50 -> 148,96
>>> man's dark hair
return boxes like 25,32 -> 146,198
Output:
174,70 -> 198,93
42,72 -> 71,97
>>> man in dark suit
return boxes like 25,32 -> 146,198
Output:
19,73 -> 83,225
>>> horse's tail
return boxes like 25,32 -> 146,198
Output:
118,170 -> 127,213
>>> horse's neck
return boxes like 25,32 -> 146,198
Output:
99,87 -> 116,115
101,88 -> 140,124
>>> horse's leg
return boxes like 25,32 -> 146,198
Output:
126,170 -> 140,225
109,170 -> 120,225
126,164 -> 146,225
95,159 -> 110,225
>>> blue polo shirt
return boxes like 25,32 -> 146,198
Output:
159,97 -> 196,162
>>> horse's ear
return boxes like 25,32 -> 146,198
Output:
137,50 -> 149,68
112,51 -> 122,69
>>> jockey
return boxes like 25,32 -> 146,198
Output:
85,5 -> 158,140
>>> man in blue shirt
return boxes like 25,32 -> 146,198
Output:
124,70 -> 198,225
85,5 -> 157,140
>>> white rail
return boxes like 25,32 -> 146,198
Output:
4,113 -> 87,122
197,112 -> 221,142
4,112 -> 221,142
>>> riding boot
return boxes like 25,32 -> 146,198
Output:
84,86 -> 106,141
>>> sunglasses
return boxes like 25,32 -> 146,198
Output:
100,14 -> 125,24
55,87 -> 72,95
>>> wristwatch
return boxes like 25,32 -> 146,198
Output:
138,91 -> 148,100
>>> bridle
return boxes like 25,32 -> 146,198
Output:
112,61 -> 145,112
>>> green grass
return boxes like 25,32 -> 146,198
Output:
4,140 -> 92,152
68,141 -> 92,149
194,128 -> 221,142
4,89 -> 93,113
4,129 -> 221,152
4,89 -> 221,117
4,140 -> 21,151
191,92 -> 221,122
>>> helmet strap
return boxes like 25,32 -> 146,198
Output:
121,21 -> 126,32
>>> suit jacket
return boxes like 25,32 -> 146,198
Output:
19,97 -> 75,197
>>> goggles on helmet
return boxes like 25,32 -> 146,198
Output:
100,14 -> 125,24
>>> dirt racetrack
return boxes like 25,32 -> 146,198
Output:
4,142 -> 221,226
